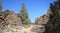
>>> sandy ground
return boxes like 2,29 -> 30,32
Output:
4,25 -> 44,33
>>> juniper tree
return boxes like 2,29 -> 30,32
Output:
44,0 -> 60,33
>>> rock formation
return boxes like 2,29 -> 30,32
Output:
0,10 -> 49,33
0,10 -> 22,33
35,14 -> 48,26
5,11 -> 22,25
35,9 -> 52,26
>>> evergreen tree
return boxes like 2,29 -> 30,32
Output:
28,19 -> 32,24
20,3 -> 30,24
35,17 -> 39,25
44,0 -> 60,33
0,2 -> 2,11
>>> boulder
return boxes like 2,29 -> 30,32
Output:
31,25 -> 45,33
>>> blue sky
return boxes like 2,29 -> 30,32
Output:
1,0 -> 55,23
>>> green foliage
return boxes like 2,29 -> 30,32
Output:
20,3 -> 30,24
0,2 -> 2,11
35,17 -> 40,25
44,0 -> 60,33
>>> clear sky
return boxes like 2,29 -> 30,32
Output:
1,0 -> 55,23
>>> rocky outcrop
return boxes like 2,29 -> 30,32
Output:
0,10 -> 22,33
0,11 -> 8,33
35,14 -> 48,26
34,9 -> 52,33
31,25 -> 45,33
5,11 -> 22,25
35,9 -> 52,26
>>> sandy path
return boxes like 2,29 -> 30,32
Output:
5,25 -> 44,33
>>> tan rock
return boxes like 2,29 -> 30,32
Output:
0,10 -> 22,33
5,11 -> 22,25
35,9 -> 52,26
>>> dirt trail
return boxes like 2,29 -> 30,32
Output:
5,25 -> 44,33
